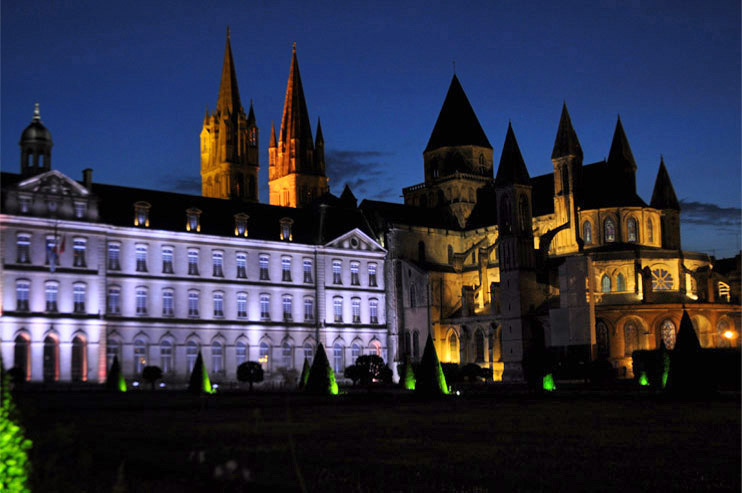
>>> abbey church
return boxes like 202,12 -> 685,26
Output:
1,31 -> 739,384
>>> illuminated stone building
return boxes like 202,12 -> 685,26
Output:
363,75 -> 741,380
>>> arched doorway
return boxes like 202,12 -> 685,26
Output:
14,334 -> 30,381
43,335 -> 58,382
71,335 -> 86,382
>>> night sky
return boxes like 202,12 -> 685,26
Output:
2,1 -> 740,257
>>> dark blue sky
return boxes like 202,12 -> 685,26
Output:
2,1 -> 740,257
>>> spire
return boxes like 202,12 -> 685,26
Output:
269,121 -> 277,148
495,122 -> 530,186
216,28 -> 242,115
425,74 -> 491,152
551,102 -> 583,160
315,116 -> 324,145
650,156 -> 680,210
203,105 -> 209,124
339,184 -> 357,208
607,115 -> 637,172
279,42 -> 314,147
247,99 -> 256,126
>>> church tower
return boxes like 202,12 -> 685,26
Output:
651,156 -> 681,250
20,103 -> 53,177
550,103 -> 583,254
200,29 -> 259,201
495,123 -> 540,382
269,43 -> 328,208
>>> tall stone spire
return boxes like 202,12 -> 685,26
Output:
216,26 -> 242,116
650,156 -> 680,210
279,42 -> 314,160
495,123 -> 530,187
551,102 -> 583,160
607,115 -> 637,172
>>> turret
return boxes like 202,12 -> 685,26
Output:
20,103 -> 53,177
607,115 -> 638,195
651,156 -> 681,249
550,102 -> 583,254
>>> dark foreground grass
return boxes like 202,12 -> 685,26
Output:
16,389 -> 740,492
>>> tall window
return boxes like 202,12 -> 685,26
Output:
627,217 -> 638,242
616,273 -> 626,292
518,194 -> 530,232
409,284 -> 417,308
280,218 -> 293,241
350,262 -> 360,285
604,218 -> 616,242
45,236 -> 56,265
601,275 -> 611,293
333,297 -> 343,323
404,331 -> 412,356
352,298 -> 361,324
260,294 -> 270,320
282,343 -> 292,368
43,336 -> 58,382
449,332 -> 458,361
259,342 -> 270,370
413,331 -> 420,360
475,329 -> 485,362
16,280 -> 29,311
368,264 -> 378,287
303,259 -> 313,283
282,257 -> 292,282
160,340 -> 173,374
74,201 -> 86,219
134,201 -> 150,227
352,344 -> 361,363
236,341 -> 248,366
213,251 -> 224,277
73,283 -> 86,313
448,245 -> 454,264
108,287 -> 121,314
259,254 -> 270,280
16,234 -> 30,263
135,244 -> 148,272
136,287 -> 148,315
304,297 -> 314,321
213,291 -> 224,317
134,339 -> 147,374
332,260 -> 342,284
186,208 -> 201,232
596,321 -> 609,358
188,291 -> 200,317
237,292 -> 248,318
234,213 -> 248,237
14,335 -> 30,381
660,319 -> 676,349
188,249 -> 199,275
582,221 -> 592,244
186,341 -> 198,372
418,241 -> 426,262
647,219 -> 654,243
212,341 -> 223,373
624,321 -> 640,356
45,282 -> 59,312
369,299 -> 379,324
236,252 -> 247,278
106,339 -> 120,370
73,238 -> 87,267
333,343 -> 343,373
108,243 -> 121,270
283,295 -> 293,321
304,343 -> 314,364
162,289 -> 174,316
162,246 -> 174,274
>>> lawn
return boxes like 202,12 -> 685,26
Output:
15,388 -> 741,492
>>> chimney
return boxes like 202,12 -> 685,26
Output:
82,168 -> 93,191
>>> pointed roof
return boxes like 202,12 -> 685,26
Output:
216,27 -> 242,115
269,122 -> 277,148
650,156 -> 680,210
424,74 -> 491,152
246,100 -> 256,126
607,116 -> 637,172
279,42 -> 314,146
315,117 -> 324,144
551,102 -> 583,160
339,184 -> 357,207
495,123 -> 530,186
675,310 -> 701,353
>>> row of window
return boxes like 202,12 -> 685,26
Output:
599,268 -> 675,293
15,195 -> 88,218
15,234 -> 89,267
582,216 -> 653,245
14,280 -> 88,313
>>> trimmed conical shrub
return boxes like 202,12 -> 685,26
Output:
298,358 -> 311,390
400,355 -> 416,390
0,357 -> 32,492
188,351 -> 214,394
106,355 -> 127,392
304,343 -> 338,395
668,310 -> 707,394
415,334 -> 449,395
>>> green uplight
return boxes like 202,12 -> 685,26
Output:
188,351 -> 214,394
638,371 -> 649,386
1,359 -> 32,492
305,343 -> 339,395
661,352 -> 670,389
542,373 -> 556,392
106,356 -> 126,392
401,357 -> 415,390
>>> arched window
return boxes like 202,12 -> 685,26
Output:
604,218 -> 616,242
624,321 -> 640,356
106,339 -> 120,371
660,319 -> 676,349
448,245 -> 454,265
518,195 -> 529,232
160,340 -> 173,373
212,341 -> 224,373
418,241 -> 426,262
601,274 -> 611,293
500,196 -> 512,233
134,339 -> 147,374
596,321 -> 609,358
351,343 -> 361,364
647,219 -> 653,242
627,217 -> 638,242
14,334 -> 30,381
412,331 -> 420,360
71,335 -> 86,382
582,221 -> 592,244
475,329 -> 485,362
333,343 -> 343,373
370,340 -> 382,359
561,165 -> 569,194
259,342 -> 270,370
404,331 -> 412,356
236,341 -> 247,366
303,342 -> 314,364
616,273 -> 626,292
409,284 -> 416,308
186,341 -> 198,372
43,336 -> 58,382
448,332 -> 458,362
282,342 -> 292,368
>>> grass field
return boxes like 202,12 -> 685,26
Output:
15,388 -> 741,492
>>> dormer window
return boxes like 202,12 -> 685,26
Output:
186,208 -> 201,232
19,195 -> 31,214
74,201 -> 87,219
280,217 -> 293,241
47,199 -> 58,214
234,213 -> 249,237
134,201 -> 151,227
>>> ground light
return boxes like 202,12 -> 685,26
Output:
723,330 -> 736,341
542,374 -> 556,391
638,372 -> 649,386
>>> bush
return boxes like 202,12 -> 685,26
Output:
298,359 -> 311,390
461,363 -> 489,383
344,365 -> 362,386
440,363 -> 460,385
142,366 -> 163,390
237,362 -> 264,391
354,355 -> 391,386
304,343 -> 338,395
7,367 -> 25,387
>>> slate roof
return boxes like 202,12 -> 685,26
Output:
360,199 -> 459,231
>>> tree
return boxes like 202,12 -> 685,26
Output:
142,366 -> 163,391
304,343 -> 338,395
344,365 -> 362,386
0,357 -> 32,492
237,362 -> 264,391
105,356 -> 126,392
415,334 -> 449,396
298,359 -> 310,390
668,310 -> 708,394
188,351 -> 214,394
354,355 -> 391,386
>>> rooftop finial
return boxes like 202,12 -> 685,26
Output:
292,41 -> 296,53
33,102 -> 41,121
453,60 -> 456,75
227,25 -> 230,39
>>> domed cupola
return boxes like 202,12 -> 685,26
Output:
19,102 -> 53,177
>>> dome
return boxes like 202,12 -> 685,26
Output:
19,103 -> 53,146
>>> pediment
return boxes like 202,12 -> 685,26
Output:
16,170 -> 89,197
324,228 -> 385,253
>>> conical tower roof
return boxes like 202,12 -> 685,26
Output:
279,43 -> 314,146
650,156 -> 680,210
424,74 -> 491,152
269,122 -> 277,147
247,100 -> 256,126
315,117 -> 324,144
495,123 -> 530,186
551,102 -> 583,160
216,27 -> 242,116
607,116 -> 637,172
